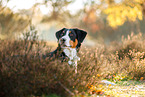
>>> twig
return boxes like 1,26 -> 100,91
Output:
54,75 -> 75,96
58,81 -> 75,96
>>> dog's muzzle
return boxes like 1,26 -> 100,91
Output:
59,38 -> 65,44
59,38 -> 71,48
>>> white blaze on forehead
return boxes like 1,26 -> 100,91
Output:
61,29 -> 71,47
62,29 -> 69,39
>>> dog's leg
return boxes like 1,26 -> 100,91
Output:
42,46 -> 62,59
74,61 -> 77,73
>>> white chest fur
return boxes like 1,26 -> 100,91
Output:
63,48 -> 80,65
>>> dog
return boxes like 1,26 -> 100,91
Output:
43,28 -> 87,73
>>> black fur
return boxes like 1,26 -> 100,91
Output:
55,28 -> 66,40
73,28 -> 87,48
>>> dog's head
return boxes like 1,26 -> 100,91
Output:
56,28 -> 87,48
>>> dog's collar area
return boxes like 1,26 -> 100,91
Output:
61,46 -> 72,49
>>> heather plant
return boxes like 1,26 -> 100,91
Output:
105,33 -> 145,80
0,26 -> 145,97
0,26 -> 103,97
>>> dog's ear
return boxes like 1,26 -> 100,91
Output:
73,28 -> 87,43
55,28 -> 66,40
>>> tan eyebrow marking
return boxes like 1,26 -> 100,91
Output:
69,31 -> 71,33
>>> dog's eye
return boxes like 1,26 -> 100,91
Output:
70,34 -> 73,36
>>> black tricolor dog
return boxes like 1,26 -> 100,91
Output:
43,28 -> 87,72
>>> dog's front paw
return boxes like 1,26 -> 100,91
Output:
68,60 -> 73,65
74,56 -> 80,61
68,60 -> 76,67
77,57 -> 80,61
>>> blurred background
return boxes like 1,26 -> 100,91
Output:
1,1 -> 145,96
1,0 -> 145,46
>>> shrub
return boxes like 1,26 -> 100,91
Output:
106,33 -> 145,80
0,26 -> 102,97
1,26 -> 145,97
117,33 -> 145,60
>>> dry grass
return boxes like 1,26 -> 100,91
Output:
0,27 -> 145,97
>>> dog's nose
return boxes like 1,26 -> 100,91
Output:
62,38 -> 66,41
61,38 -> 66,42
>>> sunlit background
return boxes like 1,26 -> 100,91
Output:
1,0 -> 145,97
0,0 -> 145,46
